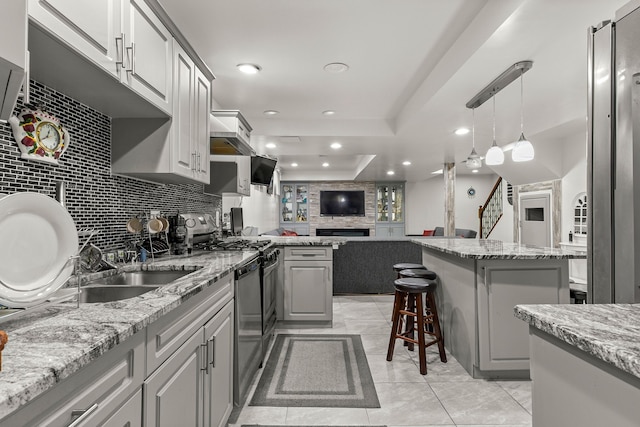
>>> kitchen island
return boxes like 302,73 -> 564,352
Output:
515,304 -> 640,427
411,238 -> 585,379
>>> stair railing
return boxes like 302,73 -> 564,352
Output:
478,177 -> 503,238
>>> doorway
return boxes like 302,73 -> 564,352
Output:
519,191 -> 552,247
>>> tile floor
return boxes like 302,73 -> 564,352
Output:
229,295 -> 532,427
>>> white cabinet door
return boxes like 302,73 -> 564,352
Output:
28,0 -> 121,77
194,67 -> 211,183
144,328 -> 204,427
172,40 -> 195,179
101,388 -> 142,427
284,260 -> 332,321
203,301 -> 234,427
122,0 -> 172,113
0,0 -> 26,120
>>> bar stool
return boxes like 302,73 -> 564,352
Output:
397,268 -> 437,349
392,263 -> 426,279
387,277 -> 447,375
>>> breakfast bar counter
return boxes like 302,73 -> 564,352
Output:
411,238 -> 585,379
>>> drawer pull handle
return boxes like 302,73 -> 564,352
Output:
68,403 -> 98,427
200,343 -> 208,373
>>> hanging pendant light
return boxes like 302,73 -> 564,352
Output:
466,108 -> 483,169
485,95 -> 504,165
512,72 -> 534,162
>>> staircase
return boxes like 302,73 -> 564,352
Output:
478,177 -> 503,238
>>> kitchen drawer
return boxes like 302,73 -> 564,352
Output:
146,273 -> 233,375
284,246 -> 333,261
0,332 -> 145,427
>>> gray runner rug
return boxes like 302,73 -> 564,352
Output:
249,334 -> 380,408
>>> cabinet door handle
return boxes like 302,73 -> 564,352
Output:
208,337 -> 215,368
126,42 -> 136,75
197,153 -> 201,172
115,33 -> 125,67
200,343 -> 208,373
68,403 -> 98,427
192,152 -> 197,171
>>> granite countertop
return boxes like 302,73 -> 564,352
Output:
0,250 -> 257,419
411,238 -> 587,260
514,304 -> 640,380
256,236 -> 347,246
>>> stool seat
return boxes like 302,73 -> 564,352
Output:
398,269 -> 437,280
392,263 -> 426,272
394,277 -> 438,293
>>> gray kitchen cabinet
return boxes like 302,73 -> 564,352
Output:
111,40 -> 211,185
203,301 -> 234,427
101,389 -> 142,427
283,246 -> 333,322
29,0 -> 173,114
375,182 -> 405,237
0,0 -> 27,120
144,299 -> 235,427
0,332 -> 145,427
476,259 -> 569,372
205,155 -> 251,196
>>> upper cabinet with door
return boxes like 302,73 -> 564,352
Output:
111,39 -> 210,184
0,0 -> 27,121
28,0 -> 173,114
375,182 -> 405,237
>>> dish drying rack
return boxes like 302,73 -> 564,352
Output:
129,211 -> 170,261
0,228 -> 96,324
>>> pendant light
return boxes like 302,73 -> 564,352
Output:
512,71 -> 534,162
485,95 -> 504,165
466,108 -> 482,169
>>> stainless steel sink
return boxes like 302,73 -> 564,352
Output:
85,270 -> 192,287
79,285 -> 159,303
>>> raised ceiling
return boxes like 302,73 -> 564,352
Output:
158,0 -> 627,182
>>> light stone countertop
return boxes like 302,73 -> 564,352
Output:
254,236 -> 347,246
514,304 -> 640,380
0,250 -> 258,419
411,238 -> 587,260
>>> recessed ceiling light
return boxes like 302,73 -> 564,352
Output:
322,110 -> 336,116
330,142 -> 342,149
263,110 -> 279,115
472,169 -> 479,173
387,170 -> 395,176
323,62 -> 349,73
265,143 -> 276,149
237,63 -> 261,74
291,162 -> 298,167
455,127 -> 470,135
402,161 -> 411,166
431,169 -> 443,175
322,162 -> 329,167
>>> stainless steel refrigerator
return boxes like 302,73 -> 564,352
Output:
588,0 -> 640,303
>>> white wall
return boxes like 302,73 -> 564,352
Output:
560,131 -> 588,243
405,172 -> 500,235
222,185 -> 279,234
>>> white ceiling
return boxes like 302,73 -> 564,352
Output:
158,0 -> 626,182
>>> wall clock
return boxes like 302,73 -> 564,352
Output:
8,106 -> 70,165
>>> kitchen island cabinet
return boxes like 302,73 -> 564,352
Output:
283,246 -> 333,323
412,238 -> 584,379
515,304 -> 640,427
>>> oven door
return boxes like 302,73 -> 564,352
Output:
234,258 -> 262,407
261,257 -> 278,340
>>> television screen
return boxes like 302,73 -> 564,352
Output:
251,155 -> 277,185
320,190 -> 366,216
230,207 -> 243,236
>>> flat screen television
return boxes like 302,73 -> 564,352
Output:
320,190 -> 366,216
251,155 -> 277,185
230,207 -> 243,236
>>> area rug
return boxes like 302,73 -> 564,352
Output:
249,334 -> 380,408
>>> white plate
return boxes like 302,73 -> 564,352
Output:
0,192 -> 78,307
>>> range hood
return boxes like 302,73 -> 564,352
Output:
210,110 -> 253,156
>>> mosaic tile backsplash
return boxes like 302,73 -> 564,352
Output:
0,80 -> 221,251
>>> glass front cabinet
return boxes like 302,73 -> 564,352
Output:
375,182 -> 405,237
280,182 -> 310,235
